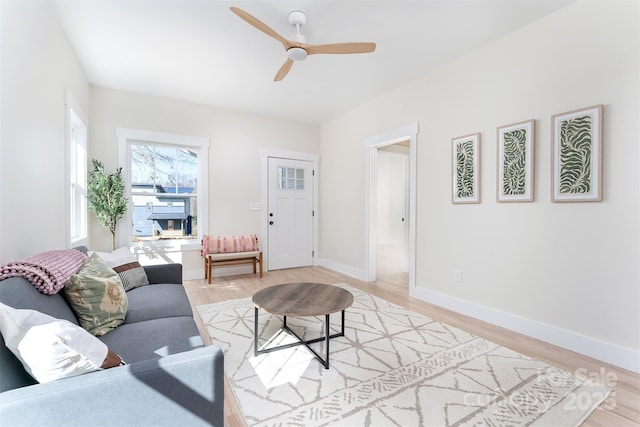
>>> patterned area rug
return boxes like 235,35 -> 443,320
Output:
196,284 -> 609,426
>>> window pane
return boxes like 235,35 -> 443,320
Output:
277,167 -> 285,190
176,149 -> 198,193
296,168 -> 304,189
69,109 -> 87,243
154,145 -> 177,189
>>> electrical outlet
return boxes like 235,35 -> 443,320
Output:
454,270 -> 462,282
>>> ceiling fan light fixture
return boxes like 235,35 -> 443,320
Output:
287,47 -> 308,61
230,6 -> 376,81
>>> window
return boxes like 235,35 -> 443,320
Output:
278,167 -> 305,190
117,128 -> 209,248
68,107 -> 87,245
130,144 -> 198,242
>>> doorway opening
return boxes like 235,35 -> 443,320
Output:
364,123 -> 418,292
376,143 -> 409,285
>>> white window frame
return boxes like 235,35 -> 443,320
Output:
117,128 -> 209,251
66,93 -> 88,248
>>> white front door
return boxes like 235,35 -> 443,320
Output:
267,158 -> 314,270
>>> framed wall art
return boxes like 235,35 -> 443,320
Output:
551,105 -> 603,202
452,133 -> 480,204
497,119 -> 535,202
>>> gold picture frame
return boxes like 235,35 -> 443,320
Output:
497,119 -> 535,202
452,133 -> 481,204
551,105 -> 603,202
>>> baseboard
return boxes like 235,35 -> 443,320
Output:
183,268 -> 203,281
190,258 -> 365,281
411,286 -> 640,374
316,258 -> 368,282
183,265 -> 255,281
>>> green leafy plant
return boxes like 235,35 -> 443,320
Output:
87,159 -> 127,250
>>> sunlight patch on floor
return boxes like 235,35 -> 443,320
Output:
249,329 -> 314,388
198,281 -> 241,289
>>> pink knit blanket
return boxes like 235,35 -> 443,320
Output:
0,249 -> 88,295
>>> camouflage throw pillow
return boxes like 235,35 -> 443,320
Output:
64,253 -> 128,336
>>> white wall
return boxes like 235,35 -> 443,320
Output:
320,1 -> 639,371
89,87 -> 320,278
0,1 -> 90,264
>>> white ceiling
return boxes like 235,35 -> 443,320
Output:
51,0 -> 571,125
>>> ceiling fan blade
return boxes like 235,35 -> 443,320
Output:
305,42 -> 376,55
230,6 -> 293,50
274,59 -> 294,81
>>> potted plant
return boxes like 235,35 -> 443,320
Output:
87,159 -> 127,250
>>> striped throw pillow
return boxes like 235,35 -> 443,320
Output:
90,248 -> 149,291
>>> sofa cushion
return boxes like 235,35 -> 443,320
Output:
124,283 -> 194,324
98,316 -> 204,364
0,303 -> 107,383
0,333 -> 38,392
0,277 -> 78,324
91,248 -> 149,291
63,253 -> 128,336
143,263 -> 183,285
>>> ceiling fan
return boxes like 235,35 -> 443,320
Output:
230,6 -> 376,82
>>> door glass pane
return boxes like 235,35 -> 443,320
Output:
277,167 -> 304,190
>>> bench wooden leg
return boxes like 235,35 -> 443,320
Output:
205,257 -> 213,284
259,252 -> 263,278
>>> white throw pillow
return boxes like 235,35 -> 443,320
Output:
90,247 -> 149,291
0,302 -> 108,383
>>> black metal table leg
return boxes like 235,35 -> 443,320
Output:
253,309 -> 347,369
254,307 -> 259,356
324,314 -> 330,369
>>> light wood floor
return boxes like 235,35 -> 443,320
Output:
183,265 -> 640,427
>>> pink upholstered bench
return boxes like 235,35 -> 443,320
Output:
201,234 -> 263,283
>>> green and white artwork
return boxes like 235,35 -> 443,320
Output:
497,120 -> 534,202
552,105 -> 603,202
452,133 -> 480,204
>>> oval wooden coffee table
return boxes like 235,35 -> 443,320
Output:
252,283 -> 354,369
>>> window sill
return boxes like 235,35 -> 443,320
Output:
129,240 -> 201,253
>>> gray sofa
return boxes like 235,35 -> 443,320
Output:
0,256 -> 224,426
